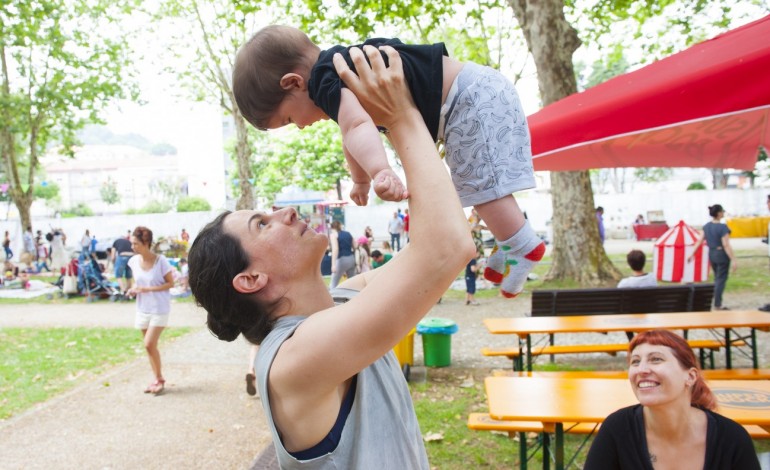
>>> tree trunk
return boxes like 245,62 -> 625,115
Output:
711,168 -> 728,189
232,111 -> 255,210
508,0 -> 621,284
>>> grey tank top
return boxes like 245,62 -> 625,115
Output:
255,289 -> 429,469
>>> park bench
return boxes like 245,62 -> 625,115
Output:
467,412 -> 770,470
482,283 -> 720,369
482,337 -> 744,370
530,283 -> 715,318
490,368 -> 770,381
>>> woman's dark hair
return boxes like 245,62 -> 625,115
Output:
188,211 -> 276,345
132,226 -> 153,247
629,330 -> 716,410
708,204 -> 724,218
232,25 -> 319,130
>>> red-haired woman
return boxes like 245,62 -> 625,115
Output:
128,226 -> 175,394
584,330 -> 759,469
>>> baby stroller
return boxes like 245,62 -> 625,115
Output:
79,252 -> 120,302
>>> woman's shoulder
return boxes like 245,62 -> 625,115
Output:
705,408 -> 750,436
604,404 -> 641,427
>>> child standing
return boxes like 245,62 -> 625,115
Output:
465,253 -> 480,306
233,26 -> 544,297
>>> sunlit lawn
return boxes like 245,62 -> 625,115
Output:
0,327 -> 190,420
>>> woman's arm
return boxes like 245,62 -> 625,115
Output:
722,232 -> 737,272
687,232 -> 705,263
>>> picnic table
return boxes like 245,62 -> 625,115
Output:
485,376 -> 770,470
484,310 -> 770,371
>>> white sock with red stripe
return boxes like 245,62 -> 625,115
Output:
483,221 -> 545,298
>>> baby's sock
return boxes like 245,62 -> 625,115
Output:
483,221 -> 545,298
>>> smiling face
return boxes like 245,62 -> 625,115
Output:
628,343 -> 696,408
222,208 -> 328,288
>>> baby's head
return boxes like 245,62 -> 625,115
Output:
233,25 -> 320,130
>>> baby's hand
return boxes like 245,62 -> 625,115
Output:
373,169 -> 409,202
350,182 -> 371,206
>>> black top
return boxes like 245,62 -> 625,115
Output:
308,38 -> 447,141
336,230 -> 354,257
584,404 -> 759,470
112,238 -> 132,254
703,221 -> 731,250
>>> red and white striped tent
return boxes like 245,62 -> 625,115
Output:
653,221 -> 709,283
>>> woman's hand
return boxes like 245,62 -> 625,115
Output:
333,45 -> 417,130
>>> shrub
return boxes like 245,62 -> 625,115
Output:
61,203 -> 94,217
137,200 -> 171,214
177,196 -> 211,212
686,182 -> 707,190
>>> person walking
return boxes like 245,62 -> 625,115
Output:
329,220 -> 357,289
465,252 -> 480,306
112,236 -> 134,296
387,211 -> 404,251
127,226 -> 174,394
3,230 -> 12,260
596,207 -> 605,244
688,204 -> 736,310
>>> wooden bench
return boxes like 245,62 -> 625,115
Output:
489,368 -> 770,380
469,412 -> 770,439
489,283 -> 716,369
468,412 -> 770,469
482,337 -> 744,369
531,283 -> 715,318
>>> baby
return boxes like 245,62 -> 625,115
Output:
232,26 -> 544,297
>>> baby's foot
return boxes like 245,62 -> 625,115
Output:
483,222 -> 545,298
373,169 -> 409,202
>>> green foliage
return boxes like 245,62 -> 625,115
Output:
33,182 -> 60,201
99,177 -> 121,206
0,327 -> 190,420
62,203 -> 94,218
177,196 -> 211,212
0,0 -> 141,224
580,44 -> 630,89
686,181 -> 707,190
135,200 -> 170,214
243,121 -> 349,204
633,167 -> 673,183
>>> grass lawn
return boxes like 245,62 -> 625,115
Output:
0,327 -> 190,420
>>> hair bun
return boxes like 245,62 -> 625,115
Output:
207,315 -> 241,342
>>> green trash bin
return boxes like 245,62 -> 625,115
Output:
417,317 -> 458,367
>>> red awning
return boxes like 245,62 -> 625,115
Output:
528,15 -> 770,171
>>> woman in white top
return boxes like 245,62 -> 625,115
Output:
49,229 -> 68,271
127,226 -> 174,394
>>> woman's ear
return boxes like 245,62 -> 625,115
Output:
686,367 -> 698,387
232,271 -> 268,294
279,73 -> 306,91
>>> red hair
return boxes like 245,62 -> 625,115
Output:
629,330 -> 717,410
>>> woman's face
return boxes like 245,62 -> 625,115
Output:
130,236 -> 149,254
628,343 -> 695,408
224,208 -> 327,280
